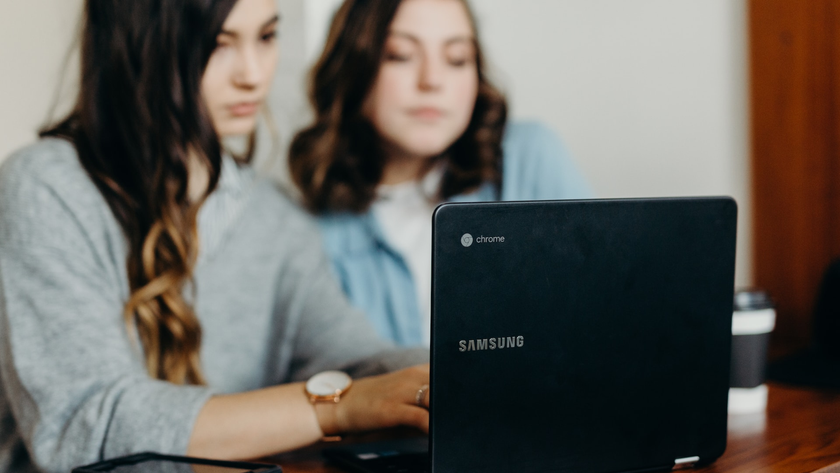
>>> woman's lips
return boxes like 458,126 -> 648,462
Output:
228,102 -> 260,117
408,107 -> 445,121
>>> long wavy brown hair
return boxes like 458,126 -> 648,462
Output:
41,0 -> 243,385
288,0 -> 508,214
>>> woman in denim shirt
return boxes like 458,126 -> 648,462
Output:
289,0 -> 592,347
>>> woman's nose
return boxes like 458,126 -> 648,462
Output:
233,47 -> 264,89
418,55 -> 443,92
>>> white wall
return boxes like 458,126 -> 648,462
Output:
476,0 -> 751,285
0,0 -> 751,286
0,0 -> 82,161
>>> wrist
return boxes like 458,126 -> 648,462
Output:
304,371 -> 352,437
313,401 -> 340,436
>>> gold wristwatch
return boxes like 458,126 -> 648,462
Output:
304,371 -> 352,403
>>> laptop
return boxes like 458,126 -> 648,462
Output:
326,197 -> 737,473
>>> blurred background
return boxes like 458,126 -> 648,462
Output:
1,0 -> 835,359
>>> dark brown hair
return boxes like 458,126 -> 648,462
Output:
288,0 -> 507,214
41,0 -> 242,385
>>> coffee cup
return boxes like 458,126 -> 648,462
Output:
728,290 -> 775,414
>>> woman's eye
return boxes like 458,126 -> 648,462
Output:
446,43 -> 476,67
261,30 -> 278,42
385,50 -> 413,62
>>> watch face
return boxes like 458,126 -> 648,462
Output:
306,371 -> 352,397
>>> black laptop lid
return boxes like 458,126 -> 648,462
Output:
430,198 -> 736,473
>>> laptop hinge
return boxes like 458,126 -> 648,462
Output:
672,456 -> 699,470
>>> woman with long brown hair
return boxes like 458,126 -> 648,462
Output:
0,1 -> 430,472
289,0 -> 592,347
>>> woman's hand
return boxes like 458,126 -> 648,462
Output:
315,364 -> 431,435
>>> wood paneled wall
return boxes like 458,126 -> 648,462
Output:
750,0 -> 840,355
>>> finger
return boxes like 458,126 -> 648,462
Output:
423,387 -> 430,409
397,405 -> 429,433
407,382 -> 430,408
413,363 -> 430,375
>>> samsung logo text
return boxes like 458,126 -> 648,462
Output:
459,336 -> 524,352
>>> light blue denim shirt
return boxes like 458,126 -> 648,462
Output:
318,121 -> 594,346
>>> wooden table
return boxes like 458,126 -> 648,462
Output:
270,384 -> 840,473
697,385 -> 840,472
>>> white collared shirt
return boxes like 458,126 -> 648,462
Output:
371,167 -> 443,347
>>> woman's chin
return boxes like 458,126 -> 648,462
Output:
216,117 -> 258,138
399,137 -> 457,160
